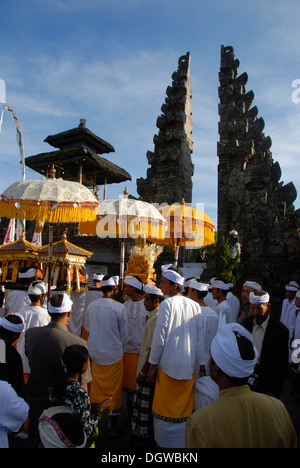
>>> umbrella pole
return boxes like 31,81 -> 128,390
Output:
47,224 -> 53,306
174,244 -> 180,267
119,238 -> 125,292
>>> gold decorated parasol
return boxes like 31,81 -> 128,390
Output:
148,199 -> 215,266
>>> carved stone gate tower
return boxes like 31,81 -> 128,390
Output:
137,52 -> 194,205
217,45 -> 299,311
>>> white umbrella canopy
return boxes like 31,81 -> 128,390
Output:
79,192 -> 167,287
0,177 -> 98,224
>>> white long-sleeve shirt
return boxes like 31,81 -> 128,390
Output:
123,298 -> 148,354
0,380 -> 29,448
149,295 -> 205,380
216,299 -> 233,326
280,298 -> 298,341
226,292 -> 240,322
87,298 -> 128,365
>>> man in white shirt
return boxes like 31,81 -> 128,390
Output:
132,283 -> 164,445
122,276 -> 147,422
280,281 -> 299,361
87,275 -> 127,437
226,283 -> 240,322
188,280 -> 218,374
147,265 -> 204,448
0,380 -> 29,448
16,281 -> 51,380
211,279 -> 233,326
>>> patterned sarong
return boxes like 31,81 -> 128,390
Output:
90,358 -> 123,414
132,381 -> 155,438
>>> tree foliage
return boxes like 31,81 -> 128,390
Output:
216,236 -> 240,283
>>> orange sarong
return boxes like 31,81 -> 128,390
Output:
152,368 -> 194,422
90,358 -> 123,414
122,352 -> 140,392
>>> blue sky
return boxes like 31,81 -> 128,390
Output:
0,0 -> 299,229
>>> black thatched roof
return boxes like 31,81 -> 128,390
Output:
25,146 -> 131,187
44,124 -> 115,155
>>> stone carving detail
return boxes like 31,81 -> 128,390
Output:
137,52 -> 194,204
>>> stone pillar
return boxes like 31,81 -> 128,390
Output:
137,52 -> 194,205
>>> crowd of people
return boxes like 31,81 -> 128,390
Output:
0,264 -> 299,449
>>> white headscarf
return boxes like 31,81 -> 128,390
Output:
189,280 -> 209,292
28,280 -> 48,296
211,279 -> 229,290
48,293 -> 73,314
124,275 -> 143,290
285,281 -> 299,292
143,283 -> 164,296
161,265 -> 184,286
211,322 -> 258,378
93,274 -> 104,281
249,292 -> 270,304
101,276 -> 119,287
243,281 -> 262,291
18,268 -> 36,278
0,314 -> 25,333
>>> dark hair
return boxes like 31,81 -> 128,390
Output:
49,294 -> 68,320
100,275 -> 116,294
226,331 -> 256,386
163,266 -> 182,292
28,280 -> 46,303
62,345 -> 89,377
149,293 -> 164,304
17,267 -> 35,286
125,275 -> 144,295
195,289 -> 208,300
50,294 -> 64,308
214,278 -> 229,297
50,412 -> 85,447
0,314 -> 23,341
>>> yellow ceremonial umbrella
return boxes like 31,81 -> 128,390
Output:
148,199 -> 215,266
0,171 -> 98,299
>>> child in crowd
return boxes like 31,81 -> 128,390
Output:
53,344 -> 112,448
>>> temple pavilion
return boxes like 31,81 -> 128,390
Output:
25,119 -> 131,199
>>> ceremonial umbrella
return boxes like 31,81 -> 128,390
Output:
148,199 -> 215,266
0,173 -> 98,299
79,189 -> 167,288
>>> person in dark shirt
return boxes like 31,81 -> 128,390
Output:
0,314 -> 25,397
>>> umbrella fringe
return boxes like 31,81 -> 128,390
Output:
0,202 -> 97,224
